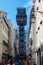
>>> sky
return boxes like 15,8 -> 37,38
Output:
0,0 -> 34,30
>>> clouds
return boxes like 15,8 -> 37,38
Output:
24,0 -> 34,8
23,0 -> 34,29
24,1 -> 34,8
23,0 -> 34,15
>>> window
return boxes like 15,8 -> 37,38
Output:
36,31 -> 38,34
5,50 -> 7,52
37,7 -> 39,10
30,40 -> 33,45
38,27 -> 40,30
39,0 -> 40,2
40,21 -> 42,24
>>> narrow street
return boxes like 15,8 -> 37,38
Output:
0,0 -> 43,65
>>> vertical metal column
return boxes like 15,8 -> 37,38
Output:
16,8 -> 27,59
19,26 -> 26,56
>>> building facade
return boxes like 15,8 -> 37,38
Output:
29,6 -> 36,64
8,20 -> 15,58
29,0 -> 43,65
0,11 -> 15,64
0,11 -> 9,63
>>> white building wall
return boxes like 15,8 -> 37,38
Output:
33,0 -> 43,49
31,0 -> 43,64
8,24 -> 15,57
0,11 -> 9,62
